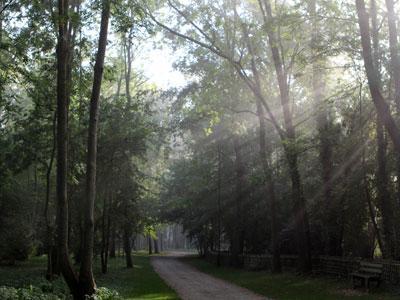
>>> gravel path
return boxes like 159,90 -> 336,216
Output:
151,253 -> 270,300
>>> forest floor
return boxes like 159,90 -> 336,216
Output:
182,256 -> 400,300
151,252 -> 268,300
0,253 -> 178,300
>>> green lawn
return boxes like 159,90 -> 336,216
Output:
95,254 -> 178,300
0,254 -> 179,300
183,257 -> 400,300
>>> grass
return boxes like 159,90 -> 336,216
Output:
95,254 -> 178,300
183,257 -> 400,300
0,253 -> 179,300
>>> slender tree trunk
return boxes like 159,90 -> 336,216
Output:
124,34 -> 132,105
100,192 -> 111,274
365,175 -> 385,255
123,224 -> 133,268
79,0 -> 111,296
309,0 -> 338,256
109,226 -> 116,258
242,24 -> 281,272
148,235 -> 153,255
45,111 -> 57,280
259,0 -> 312,272
385,0 -> 400,109
356,0 -> 400,153
370,0 -> 394,259
385,0 -> 400,259
154,238 -> 159,254
56,0 -> 79,297
217,143 -> 222,267
256,101 -> 281,272
231,137 -> 244,267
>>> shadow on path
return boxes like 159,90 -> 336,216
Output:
151,252 -> 270,300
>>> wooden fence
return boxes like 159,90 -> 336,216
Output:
205,251 -> 400,285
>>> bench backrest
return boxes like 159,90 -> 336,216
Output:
359,262 -> 383,275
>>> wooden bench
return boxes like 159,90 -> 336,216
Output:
351,261 -> 382,290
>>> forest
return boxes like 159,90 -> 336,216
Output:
2,0 -> 400,299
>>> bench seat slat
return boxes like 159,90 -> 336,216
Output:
359,267 -> 382,274
360,262 -> 382,269
351,272 -> 380,279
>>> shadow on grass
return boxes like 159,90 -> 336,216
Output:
182,257 -> 400,300
0,253 -> 179,300
95,254 -> 179,300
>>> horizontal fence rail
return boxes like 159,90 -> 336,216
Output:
205,251 -> 400,285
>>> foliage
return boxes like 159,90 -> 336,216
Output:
185,257 -> 399,300
0,286 -> 62,300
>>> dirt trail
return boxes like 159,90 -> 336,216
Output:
151,252 -> 270,300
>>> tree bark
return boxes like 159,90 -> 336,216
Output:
123,224 -> 133,268
309,0 -> 339,256
385,0 -> 400,109
231,137 -> 244,267
242,24 -> 281,272
259,0 -> 312,272
370,0 -> 394,259
45,111 -> 57,280
56,0 -> 80,297
154,238 -> 160,254
124,33 -> 132,105
256,101 -> 281,272
384,0 -> 400,259
79,0 -> 111,296
356,0 -> 400,154
100,192 -> 111,274
109,226 -> 116,258
217,143 -> 222,267
148,235 -> 153,255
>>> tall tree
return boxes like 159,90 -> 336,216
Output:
79,0 -> 111,295
258,0 -> 312,272
356,0 -> 400,153
370,0 -> 394,259
55,0 -> 80,297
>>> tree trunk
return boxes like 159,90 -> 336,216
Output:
79,0 -> 111,296
259,0 -> 312,272
242,24 -> 281,272
256,101 -> 281,272
231,137 -> 244,267
217,143 -> 222,267
109,225 -> 116,258
385,0 -> 400,110
45,111 -> 57,280
384,0 -> 400,259
154,238 -> 159,254
370,0 -> 394,259
356,0 -> 400,153
123,225 -> 133,268
308,0 -> 339,256
148,235 -> 153,255
56,0 -> 80,297
124,33 -> 132,105
100,193 -> 111,274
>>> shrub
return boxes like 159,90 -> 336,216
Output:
87,287 -> 121,300
0,285 -> 62,299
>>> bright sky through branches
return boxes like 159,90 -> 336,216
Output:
133,37 -> 186,90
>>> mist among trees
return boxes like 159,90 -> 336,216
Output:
2,0 -> 400,299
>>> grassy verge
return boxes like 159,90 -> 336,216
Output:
0,253 -> 179,300
96,254 -> 178,300
183,257 -> 399,300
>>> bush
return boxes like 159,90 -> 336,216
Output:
0,185 -> 34,264
0,285 -> 62,300
87,287 -> 121,300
